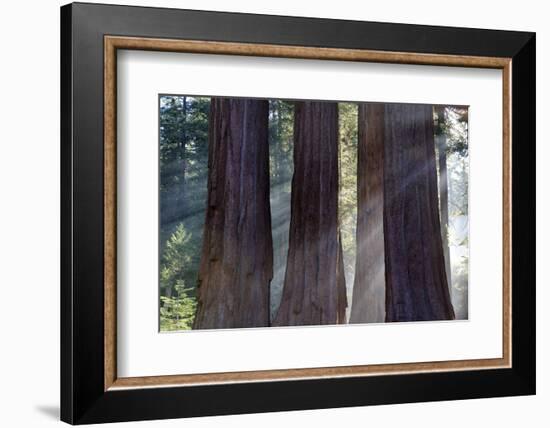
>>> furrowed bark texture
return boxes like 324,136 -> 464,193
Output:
273,101 -> 347,326
383,103 -> 455,322
336,232 -> 348,323
350,104 -> 386,324
194,98 -> 273,329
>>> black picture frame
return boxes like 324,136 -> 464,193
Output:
61,2 -> 535,424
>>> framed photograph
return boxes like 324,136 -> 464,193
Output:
60,2 -> 535,424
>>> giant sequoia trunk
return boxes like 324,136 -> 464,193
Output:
194,98 -> 273,329
434,106 -> 452,291
383,103 -> 455,322
350,104 -> 386,323
273,101 -> 347,326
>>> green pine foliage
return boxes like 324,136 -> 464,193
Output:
159,214 -> 199,331
159,96 -> 210,331
160,224 -> 193,295
160,290 -> 197,331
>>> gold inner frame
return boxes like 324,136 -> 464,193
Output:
104,35 -> 512,391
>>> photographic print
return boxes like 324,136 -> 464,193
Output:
159,96 -> 469,331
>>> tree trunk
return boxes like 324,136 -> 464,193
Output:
337,231 -> 348,323
383,103 -> 455,322
273,101 -> 346,326
435,106 -> 452,291
194,98 -> 273,329
350,104 -> 386,323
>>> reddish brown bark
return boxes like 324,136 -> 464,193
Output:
350,104 -> 386,323
383,103 -> 455,322
273,101 -> 347,326
194,98 -> 273,329
336,232 -> 348,323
